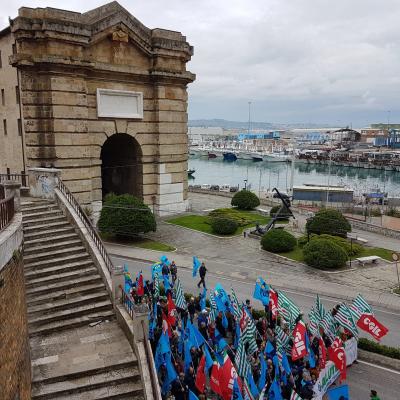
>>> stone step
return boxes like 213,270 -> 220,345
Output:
29,300 -> 113,327
24,232 -> 79,246
27,282 -> 107,306
26,275 -> 103,297
24,226 -> 76,241
23,209 -> 63,220
21,200 -> 53,208
28,309 -> 115,337
28,291 -> 110,316
25,259 -> 94,280
23,220 -> 71,234
24,238 -> 83,256
31,365 -> 141,400
25,266 -> 98,288
21,203 -> 58,213
24,246 -> 87,263
25,252 -> 91,270
23,215 -> 66,227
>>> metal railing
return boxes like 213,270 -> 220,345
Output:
119,286 -> 161,400
0,194 -> 15,231
56,179 -> 114,273
0,173 -> 28,187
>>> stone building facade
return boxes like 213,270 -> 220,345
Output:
0,2 -> 195,216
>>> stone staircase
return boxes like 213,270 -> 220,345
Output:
22,199 -> 144,400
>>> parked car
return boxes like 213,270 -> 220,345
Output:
201,184 -> 211,190
230,186 -> 239,193
220,184 -> 230,192
210,185 -> 220,191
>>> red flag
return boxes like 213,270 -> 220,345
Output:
328,337 -> 346,381
210,361 -> 223,396
269,288 -> 278,319
291,321 -> 308,361
195,355 -> 206,393
318,337 -> 327,369
357,313 -> 388,341
219,354 -> 238,400
167,292 -> 176,326
137,273 -> 144,296
162,311 -> 172,337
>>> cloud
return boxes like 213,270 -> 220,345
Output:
1,0 -> 400,124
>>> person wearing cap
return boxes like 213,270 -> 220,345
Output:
370,390 -> 381,400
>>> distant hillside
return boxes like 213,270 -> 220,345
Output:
188,119 -> 335,130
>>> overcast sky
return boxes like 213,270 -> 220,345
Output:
2,0 -> 400,126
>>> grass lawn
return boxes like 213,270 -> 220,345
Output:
100,233 -> 176,252
278,244 -> 393,263
167,210 -> 270,236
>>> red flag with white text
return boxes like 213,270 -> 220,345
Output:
328,337 -> 346,381
291,321 -> 308,361
195,355 -> 206,393
357,313 -> 388,341
167,292 -> 176,326
210,361 -> 223,396
269,288 -> 278,319
219,354 -> 240,400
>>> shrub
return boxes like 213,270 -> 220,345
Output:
386,208 -> 400,218
231,190 -> 260,210
261,229 -> 297,253
303,238 -> 347,269
98,193 -> 156,238
208,208 -> 250,227
317,234 -> 363,257
306,209 -> 351,238
269,205 -> 291,220
358,338 -> 400,360
210,217 -> 238,235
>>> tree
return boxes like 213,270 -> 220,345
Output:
231,190 -> 260,210
261,229 -> 297,253
306,209 -> 351,238
210,217 -> 238,235
98,193 -> 156,237
303,238 -> 348,269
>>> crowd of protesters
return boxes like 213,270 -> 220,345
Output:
123,258 -> 381,400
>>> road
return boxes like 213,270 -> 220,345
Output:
112,255 -> 400,400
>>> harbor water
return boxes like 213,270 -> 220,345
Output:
188,156 -> 400,197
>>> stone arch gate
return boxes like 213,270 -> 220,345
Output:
10,3 -> 195,218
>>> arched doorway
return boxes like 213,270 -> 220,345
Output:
100,133 -> 142,199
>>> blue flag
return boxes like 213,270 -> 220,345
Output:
273,355 -> 280,380
158,331 -> 170,355
200,287 -> 207,311
214,328 -> 228,352
234,321 -> 241,349
258,353 -> 267,391
215,284 -> 230,310
154,344 -> 165,371
281,352 -> 291,375
268,379 -> 282,400
203,345 -> 214,370
233,378 -> 244,400
184,339 -> 193,372
247,370 -> 260,398
253,282 -> 269,306
265,340 -> 275,356
151,263 -> 162,279
193,256 -> 201,277
160,255 -> 170,265
188,322 -> 206,348
189,390 -> 199,400
162,353 -> 177,395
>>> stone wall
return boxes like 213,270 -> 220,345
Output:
0,213 -> 31,399
6,3 -> 195,217
0,29 -> 25,175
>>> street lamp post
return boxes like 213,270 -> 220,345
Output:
348,233 -> 356,268
392,252 -> 400,292
244,179 -> 248,190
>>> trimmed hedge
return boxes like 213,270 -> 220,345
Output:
231,190 -> 260,210
306,209 -> 351,238
98,193 -> 156,237
303,238 -> 348,269
208,208 -> 250,227
358,338 -> 400,360
261,229 -> 297,253
210,217 -> 238,235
